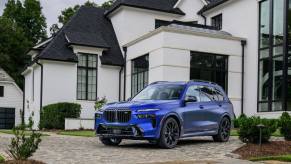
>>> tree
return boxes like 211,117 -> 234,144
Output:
0,17 -> 30,87
101,0 -> 115,9
3,0 -> 47,44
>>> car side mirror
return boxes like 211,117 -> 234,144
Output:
185,96 -> 198,103
181,96 -> 198,107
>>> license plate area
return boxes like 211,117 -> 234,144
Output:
113,129 -> 121,134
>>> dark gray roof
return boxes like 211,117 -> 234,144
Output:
36,6 -> 124,66
105,0 -> 185,16
198,0 -> 229,14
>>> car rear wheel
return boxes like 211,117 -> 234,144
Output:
99,137 -> 122,146
159,117 -> 180,149
213,117 -> 231,142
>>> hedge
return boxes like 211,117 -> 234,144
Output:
238,116 -> 277,143
279,112 -> 291,141
40,102 -> 81,130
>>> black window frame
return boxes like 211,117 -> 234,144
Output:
0,86 -> 3,97
131,54 -> 149,97
257,0 -> 287,112
77,53 -> 98,101
190,51 -> 228,92
211,14 -> 223,30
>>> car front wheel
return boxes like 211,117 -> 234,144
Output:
99,137 -> 122,146
213,117 -> 231,142
159,117 -> 180,149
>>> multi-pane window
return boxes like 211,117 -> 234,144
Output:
211,14 -> 222,30
0,86 -> 3,97
77,53 -> 97,101
190,52 -> 228,91
258,0 -> 284,112
131,55 -> 149,96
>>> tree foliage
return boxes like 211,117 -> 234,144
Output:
1,0 -> 47,88
0,17 -> 30,87
3,0 -> 47,44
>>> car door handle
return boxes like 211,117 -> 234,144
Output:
218,104 -> 222,107
199,105 -> 204,109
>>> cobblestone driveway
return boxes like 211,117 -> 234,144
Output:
0,134 -> 253,164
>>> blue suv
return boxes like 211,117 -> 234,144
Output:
95,81 -> 234,148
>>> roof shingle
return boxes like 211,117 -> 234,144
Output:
36,6 -> 124,66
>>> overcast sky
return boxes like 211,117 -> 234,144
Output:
0,0 -> 107,35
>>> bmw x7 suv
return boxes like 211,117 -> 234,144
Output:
95,81 -> 234,149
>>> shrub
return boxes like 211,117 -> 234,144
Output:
40,102 -> 81,129
95,97 -> 107,111
279,112 -> 291,141
234,114 -> 247,128
8,117 -> 42,160
238,116 -> 277,144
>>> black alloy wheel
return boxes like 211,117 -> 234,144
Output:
213,117 -> 231,142
159,117 -> 180,149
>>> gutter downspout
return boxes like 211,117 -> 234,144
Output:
22,76 -> 25,125
241,40 -> 247,115
118,66 -> 124,101
36,61 -> 43,112
123,47 -> 127,101
201,13 -> 207,25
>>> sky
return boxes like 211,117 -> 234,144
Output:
0,0 -> 107,35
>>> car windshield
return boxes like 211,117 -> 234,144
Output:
132,84 -> 185,101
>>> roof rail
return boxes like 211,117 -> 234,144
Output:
188,79 -> 218,85
150,81 -> 170,85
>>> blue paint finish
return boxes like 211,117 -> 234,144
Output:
95,81 -> 234,140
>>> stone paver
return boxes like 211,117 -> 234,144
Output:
0,134 -> 254,164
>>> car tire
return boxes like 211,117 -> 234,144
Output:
213,117 -> 231,142
99,137 -> 122,146
158,117 -> 180,149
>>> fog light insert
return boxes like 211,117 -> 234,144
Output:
137,114 -> 155,119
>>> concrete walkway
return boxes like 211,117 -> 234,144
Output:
0,133 -> 257,164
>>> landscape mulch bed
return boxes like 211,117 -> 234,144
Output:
233,141 -> 291,159
4,160 -> 45,164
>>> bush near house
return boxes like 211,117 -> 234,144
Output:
233,114 -> 247,128
40,102 -> 81,129
279,112 -> 291,141
238,116 -> 278,143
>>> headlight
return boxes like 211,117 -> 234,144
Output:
137,108 -> 160,112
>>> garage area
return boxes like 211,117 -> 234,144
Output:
0,108 -> 15,129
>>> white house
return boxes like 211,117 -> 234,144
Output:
0,67 -> 23,129
23,0 -> 291,128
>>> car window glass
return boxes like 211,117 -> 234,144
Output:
199,86 -> 215,101
185,85 -> 200,102
213,88 -> 224,101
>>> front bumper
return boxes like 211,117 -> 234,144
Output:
95,113 -> 162,139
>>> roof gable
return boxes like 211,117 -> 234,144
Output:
35,6 -> 124,66
105,0 -> 185,16
198,0 -> 229,14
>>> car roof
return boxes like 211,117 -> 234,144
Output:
150,80 -> 219,87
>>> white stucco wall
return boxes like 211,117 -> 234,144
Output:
126,29 -> 243,115
0,81 -> 23,126
203,0 -> 259,116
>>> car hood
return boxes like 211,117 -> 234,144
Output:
103,100 -> 179,111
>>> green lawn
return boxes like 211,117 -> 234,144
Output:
57,130 -> 95,137
250,154 -> 291,162
230,129 -> 282,137
0,154 -> 4,163
0,129 -> 49,136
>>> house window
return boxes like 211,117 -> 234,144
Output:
190,52 -> 228,91
211,14 -> 222,30
131,55 -> 149,96
0,86 -> 3,97
77,53 -> 97,101
258,0 -> 285,112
